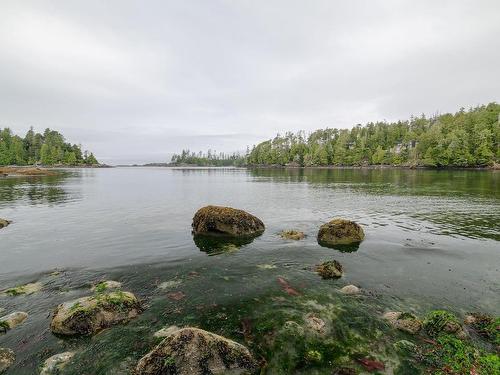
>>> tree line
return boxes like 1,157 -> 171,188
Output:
247,103 -> 499,168
0,127 -> 99,166
170,149 -> 245,167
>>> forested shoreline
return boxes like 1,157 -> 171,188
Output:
247,103 -> 499,168
0,127 -> 98,166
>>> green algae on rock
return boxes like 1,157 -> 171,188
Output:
279,229 -> 305,240
192,205 -> 265,237
464,313 -> 500,347
91,280 -> 122,292
423,310 -> 465,338
3,282 -> 42,296
50,291 -> 141,336
135,327 -> 258,375
317,218 -> 365,247
0,219 -> 10,229
316,260 -> 343,279
40,352 -> 75,375
0,311 -> 28,333
0,348 -> 15,373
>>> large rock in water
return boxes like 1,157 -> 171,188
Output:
50,291 -> 141,336
0,219 -> 10,229
317,218 -> 365,246
135,327 -> 258,375
192,206 -> 265,237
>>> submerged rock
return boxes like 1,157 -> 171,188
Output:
50,291 -> 141,336
91,280 -> 122,292
317,218 -> 365,247
383,311 -> 422,334
0,348 -> 15,373
304,313 -> 326,334
40,352 -> 75,375
316,260 -> 343,279
340,285 -> 361,295
279,230 -> 305,240
154,325 -> 180,338
0,219 -> 10,229
135,327 -> 258,375
3,282 -> 42,296
0,311 -> 28,332
423,310 -> 466,338
192,205 -> 265,237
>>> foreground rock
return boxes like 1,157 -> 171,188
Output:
0,219 -> 10,229
192,206 -> 265,237
317,218 -> 365,246
279,230 -> 305,240
135,327 -> 258,375
3,282 -> 42,296
40,352 -> 75,375
383,311 -> 422,334
316,260 -> 343,279
50,291 -> 141,336
423,310 -> 466,338
0,311 -> 28,332
0,348 -> 15,373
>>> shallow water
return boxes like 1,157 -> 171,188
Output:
0,167 -> 499,374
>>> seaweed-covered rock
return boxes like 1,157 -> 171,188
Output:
50,291 -> 141,336
464,313 -> 500,346
316,260 -> 343,279
40,352 -> 75,375
317,219 -> 365,246
135,327 -> 258,375
0,311 -> 28,333
90,280 -> 122,292
0,348 -> 15,373
192,206 -> 265,237
423,310 -> 465,338
383,311 -> 422,334
279,230 -> 305,240
3,282 -> 42,296
0,219 -> 10,229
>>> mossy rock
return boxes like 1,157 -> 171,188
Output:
135,327 -> 258,374
50,291 -> 141,336
3,282 -> 42,296
317,219 -> 365,247
316,260 -> 343,279
192,205 -> 265,237
0,311 -> 28,333
423,310 -> 465,338
464,313 -> 500,346
0,219 -> 10,229
40,352 -> 75,375
383,311 -> 422,334
280,230 -> 305,240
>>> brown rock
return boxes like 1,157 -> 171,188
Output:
192,206 -> 264,237
317,218 -> 365,246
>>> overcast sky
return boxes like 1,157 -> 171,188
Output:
0,1 -> 499,164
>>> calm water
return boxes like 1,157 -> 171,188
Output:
0,167 -> 499,373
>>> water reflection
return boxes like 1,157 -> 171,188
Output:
317,240 -> 361,252
0,172 -> 78,206
192,234 -> 256,255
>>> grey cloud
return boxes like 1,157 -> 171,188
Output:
0,0 -> 498,164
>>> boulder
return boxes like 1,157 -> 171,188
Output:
0,311 -> 28,332
317,219 -> 365,246
279,230 -> 305,240
316,260 -> 343,279
383,312 -> 422,334
340,285 -> 361,295
0,348 -> 15,373
50,291 -> 141,336
0,219 -> 10,229
135,327 -> 258,375
192,206 -> 264,237
40,352 -> 75,375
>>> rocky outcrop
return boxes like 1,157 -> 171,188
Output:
316,260 -> 343,279
0,167 -> 56,176
0,348 -> 15,373
40,352 -> 75,375
192,206 -> 265,237
383,311 -> 422,334
50,291 -> 141,336
317,219 -> 365,246
3,282 -> 42,296
0,311 -> 28,333
0,219 -> 10,229
135,327 -> 258,375
279,230 -> 305,240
